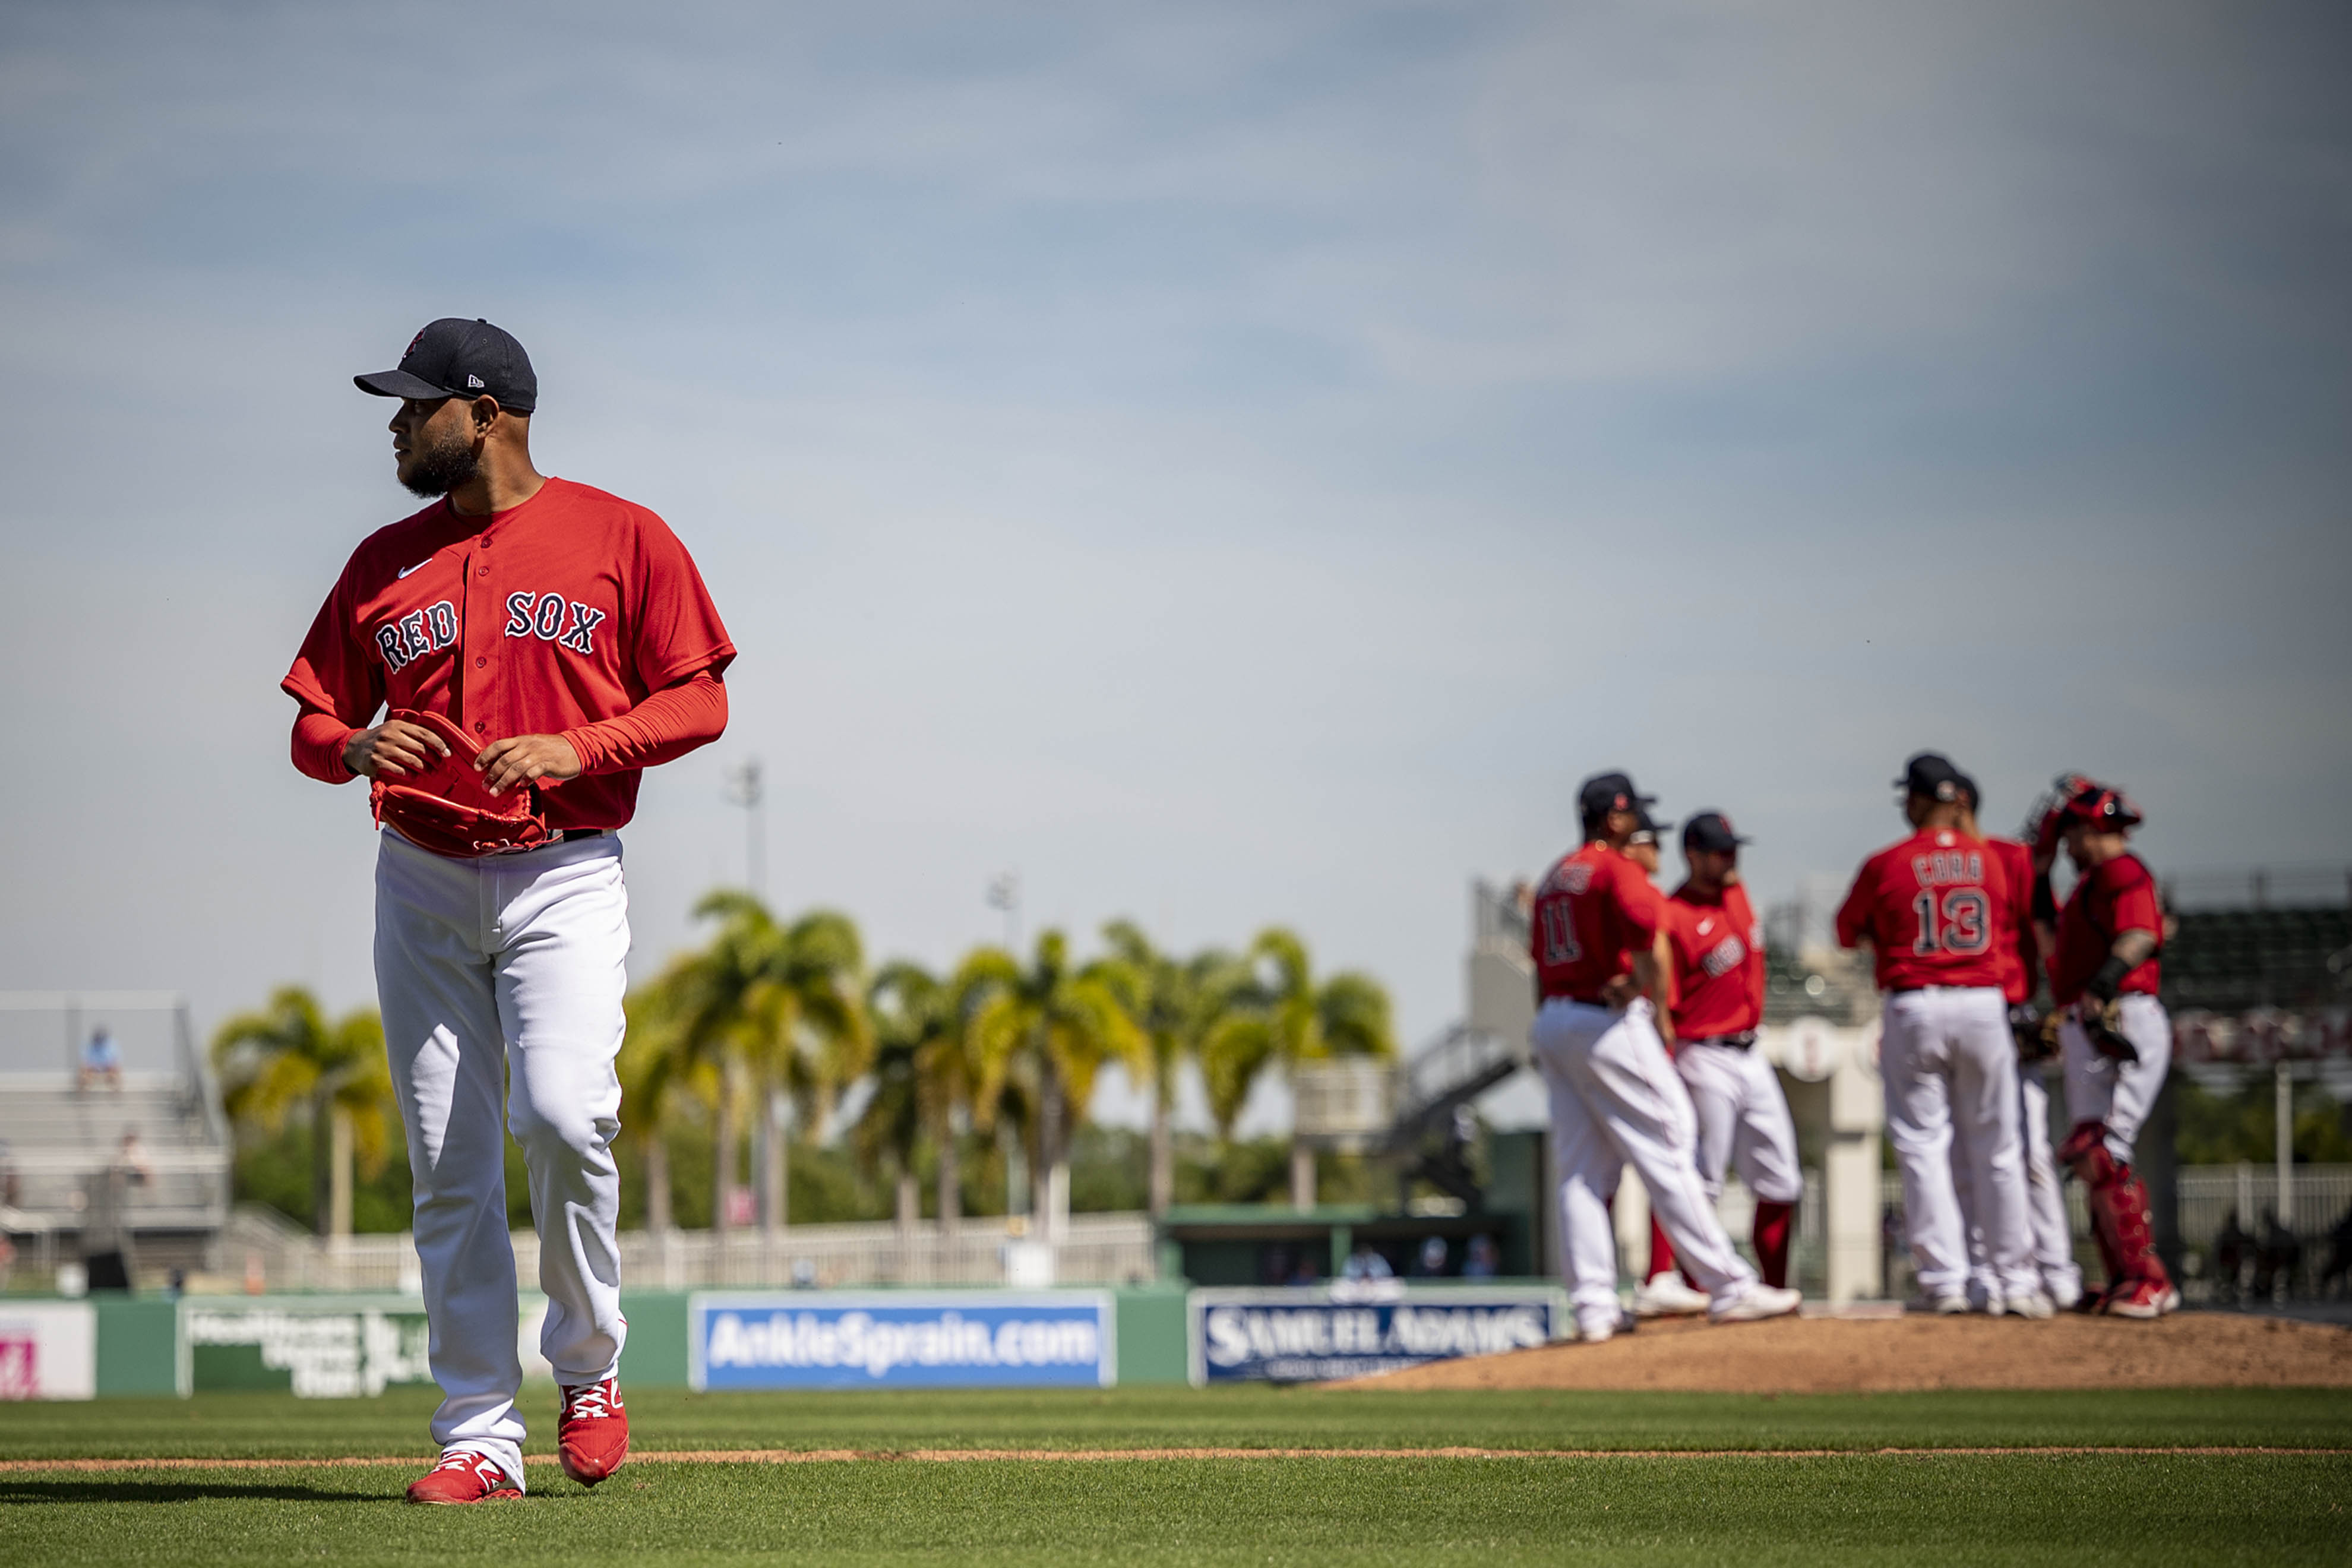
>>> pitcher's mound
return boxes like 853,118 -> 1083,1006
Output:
1337,1310 -> 2352,1395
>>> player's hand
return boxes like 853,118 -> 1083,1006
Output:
1599,973 -> 1640,1009
343,718 -> 451,779
475,734 -> 583,796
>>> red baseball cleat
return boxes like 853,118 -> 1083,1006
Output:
406,1449 -> 522,1505
2101,1278 -> 2181,1320
558,1379 -> 630,1485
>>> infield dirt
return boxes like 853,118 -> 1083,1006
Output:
1342,1310 -> 2352,1394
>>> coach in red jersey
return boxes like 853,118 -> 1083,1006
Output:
1662,813 -> 1802,1292
1955,776 -> 2081,1311
2049,782 -> 2178,1319
1528,773 -> 1798,1342
1836,753 -> 2047,1317
283,320 -> 734,1503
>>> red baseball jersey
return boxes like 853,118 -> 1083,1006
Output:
1983,834 -> 2042,1005
1664,881 -> 1765,1038
2051,852 -> 2163,1004
283,478 -> 735,832
1835,828 -> 2012,991
1531,843 -> 1666,1000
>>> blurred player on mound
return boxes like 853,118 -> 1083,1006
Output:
2044,780 -> 2179,1318
1838,753 -> 2047,1317
1952,775 -> 2082,1311
283,319 -> 735,1501
1661,813 -> 1801,1294
1529,774 -> 1801,1343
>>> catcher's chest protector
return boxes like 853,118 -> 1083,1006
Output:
370,709 -> 552,857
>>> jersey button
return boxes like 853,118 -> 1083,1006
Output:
475,721 -> 486,733
475,657 -> 486,668
478,566 -> 489,578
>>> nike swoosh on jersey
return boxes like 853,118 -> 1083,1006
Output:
397,557 -> 434,578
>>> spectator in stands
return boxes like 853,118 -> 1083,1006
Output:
1412,1237 -> 1450,1277
81,1130 -> 151,1292
78,1027 -> 122,1092
1341,1241 -> 1395,1281
1462,1235 -> 1500,1278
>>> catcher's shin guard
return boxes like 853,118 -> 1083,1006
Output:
2060,1123 -> 2126,1296
1752,1200 -> 1795,1291
2062,1121 -> 2173,1304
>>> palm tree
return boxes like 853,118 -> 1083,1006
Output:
960,930 -> 1146,1241
211,987 -> 395,1239
1200,928 -> 1397,1207
862,960 -> 992,1237
617,974 -> 707,1234
679,892 -> 872,1236
855,963 -> 930,1238
1101,922 -> 1247,1217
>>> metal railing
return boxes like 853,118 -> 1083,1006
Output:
1873,1164 -> 2352,1303
195,1206 -> 1159,1296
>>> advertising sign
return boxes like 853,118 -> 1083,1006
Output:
690,1291 -> 1115,1391
182,1297 -> 552,1397
1187,1285 -> 1567,1385
0,1301 -> 96,1401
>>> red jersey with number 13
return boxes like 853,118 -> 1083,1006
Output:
1835,829 -> 2012,991
1531,842 -> 1666,1001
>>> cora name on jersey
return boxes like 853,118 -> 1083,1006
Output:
373,592 -> 607,672
1910,849 -> 1984,887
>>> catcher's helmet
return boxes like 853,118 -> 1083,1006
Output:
2061,780 -> 2142,832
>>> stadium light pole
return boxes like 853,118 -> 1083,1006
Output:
723,758 -> 766,902
987,871 -> 1020,955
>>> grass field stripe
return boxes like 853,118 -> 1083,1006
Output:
4,1444 -> 2347,1474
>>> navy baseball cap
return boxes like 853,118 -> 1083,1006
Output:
1896,752 -> 1966,803
1681,811 -> 1749,853
356,318 -> 537,413
1578,772 -> 1655,820
1627,806 -> 1670,845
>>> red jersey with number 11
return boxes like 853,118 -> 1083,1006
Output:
1531,842 -> 1665,1001
1835,829 -> 2011,991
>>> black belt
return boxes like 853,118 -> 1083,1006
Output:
1686,1031 -> 1757,1049
554,829 -> 606,841
1542,991 -> 1612,1008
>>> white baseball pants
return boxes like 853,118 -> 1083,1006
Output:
1880,987 -> 2035,1303
1531,998 -> 1758,1333
2059,994 -> 2172,1164
1960,1063 -> 2082,1305
1674,1039 -> 1803,1206
376,828 -> 630,1487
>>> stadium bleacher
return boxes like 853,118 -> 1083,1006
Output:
0,994 -> 233,1283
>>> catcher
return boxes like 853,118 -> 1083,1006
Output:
2042,779 -> 2179,1317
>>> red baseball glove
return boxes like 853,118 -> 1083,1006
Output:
370,710 -> 552,858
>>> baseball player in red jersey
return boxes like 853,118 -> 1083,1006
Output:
1612,811 -> 1709,1319
283,320 -> 735,1503
1836,753 -> 2048,1317
1952,777 -> 2082,1310
1528,773 -> 1800,1342
1662,813 -> 1802,1291
2048,781 -> 2179,1318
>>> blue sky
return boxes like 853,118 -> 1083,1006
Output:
2,1 -> 2347,1115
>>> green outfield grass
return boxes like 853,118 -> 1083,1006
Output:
5,1388 -> 2348,1567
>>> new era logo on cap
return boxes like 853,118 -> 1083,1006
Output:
467,374 -> 484,388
